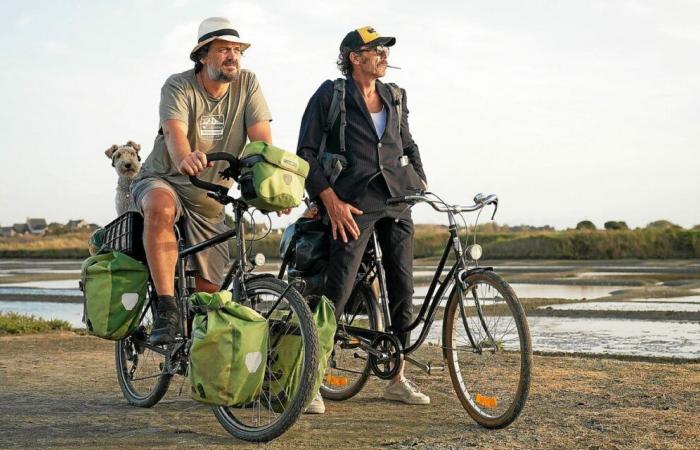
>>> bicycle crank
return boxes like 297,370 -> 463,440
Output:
368,334 -> 403,380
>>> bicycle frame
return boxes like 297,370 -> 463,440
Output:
352,209 -> 494,359
134,200 -> 253,361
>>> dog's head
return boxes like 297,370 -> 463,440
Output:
105,141 -> 142,178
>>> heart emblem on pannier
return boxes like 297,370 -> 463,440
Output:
121,293 -> 139,311
283,173 -> 292,185
245,351 -> 263,373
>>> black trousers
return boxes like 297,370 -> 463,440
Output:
324,209 -> 414,347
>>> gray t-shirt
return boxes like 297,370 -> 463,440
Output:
138,68 -> 272,221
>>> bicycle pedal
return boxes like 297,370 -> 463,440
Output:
405,355 -> 445,375
429,362 -> 446,373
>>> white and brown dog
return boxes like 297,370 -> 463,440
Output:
105,141 -> 141,215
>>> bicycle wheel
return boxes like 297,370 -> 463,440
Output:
321,282 -> 381,401
115,283 -> 172,408
442,270 -> 531,428
213,277 -> 319,442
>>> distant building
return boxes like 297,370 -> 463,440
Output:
0,226 -> 16,237
26,218 -> 48,235
13,223 -> 29,234
66,219 -> 89,231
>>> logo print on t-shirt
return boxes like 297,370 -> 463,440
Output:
200,114 -> 224,140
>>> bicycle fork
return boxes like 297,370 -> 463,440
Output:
457,275 -> 497,354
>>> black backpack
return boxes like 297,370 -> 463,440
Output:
317,78 -> 403,185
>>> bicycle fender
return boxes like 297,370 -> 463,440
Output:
465,267 -> 493,277
245,273 -> 276,282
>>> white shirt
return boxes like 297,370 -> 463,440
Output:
370,106 -> 387,138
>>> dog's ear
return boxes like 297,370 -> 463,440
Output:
105,144 -> 119,159
126,140 -> 141,152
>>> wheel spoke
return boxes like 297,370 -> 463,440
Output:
213,278 -> 318,442
320,283 -> 377,401
443,272 -> 531,428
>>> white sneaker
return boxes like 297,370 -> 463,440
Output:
383,378 -> 430,405
304,392 -> 325,414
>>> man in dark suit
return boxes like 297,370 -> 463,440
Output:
297,26 -> 429,412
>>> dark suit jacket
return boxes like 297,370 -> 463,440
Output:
297,77 -> 427,211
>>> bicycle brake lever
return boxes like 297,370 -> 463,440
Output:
491,201 -> 498,220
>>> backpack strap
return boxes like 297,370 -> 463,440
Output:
318,78 -> 346,160
386,82 -> 403,135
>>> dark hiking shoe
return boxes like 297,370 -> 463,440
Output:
149,296 -> 179,345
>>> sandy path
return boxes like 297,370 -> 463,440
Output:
0,332 -> 698,449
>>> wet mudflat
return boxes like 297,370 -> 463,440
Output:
3,259 -> 700,360
0,332 -> 698,449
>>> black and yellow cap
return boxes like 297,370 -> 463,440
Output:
340,26 -> 396,50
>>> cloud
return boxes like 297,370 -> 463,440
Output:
162,20 -> 199,57
42,41 -> 73,55
661,26 -> 700,44
15,14 -> 32,27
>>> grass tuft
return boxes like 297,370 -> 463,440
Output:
0,312 -> 73,335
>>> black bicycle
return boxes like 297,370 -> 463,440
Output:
321,192 -> 532,429
113,152 -> 319,442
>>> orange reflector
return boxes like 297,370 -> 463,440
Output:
325,374 -> 349,386
475,393 -> 498,409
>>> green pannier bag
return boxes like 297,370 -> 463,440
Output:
80,251 -> 149,340
238,141 -> 309,212
189,290 -> 269,406
267,295 -> 336,410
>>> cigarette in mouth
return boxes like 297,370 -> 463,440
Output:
386,64 -> 401,69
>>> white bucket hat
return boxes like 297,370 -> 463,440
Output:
189,17 -> 251,61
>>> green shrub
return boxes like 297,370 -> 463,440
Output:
0,312 -> 73,335
604,221 -> 629,231
576,220 -> 596,231
646,220 -> 682,230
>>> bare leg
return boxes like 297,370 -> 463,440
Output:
141,189 -> 178,296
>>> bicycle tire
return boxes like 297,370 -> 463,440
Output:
442,270 -> 531,428
212,277 -> 319,442
320,282 -> 381,401
115,284 -> 172,408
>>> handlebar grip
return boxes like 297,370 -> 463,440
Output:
206,152 -> 239,166
188,152 -> 240,194
386,197 -> 406,205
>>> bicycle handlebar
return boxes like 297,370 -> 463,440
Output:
188,152 -> 240,195
387,192 -> 499,216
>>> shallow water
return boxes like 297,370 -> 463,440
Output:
412,282 -> 624,303
425,316 -> 700,359
3,301 -> 698,358
527,317 -> 700,358
0,301 -> 84,327
1,279 -> 81,289
541,301 -> 700,312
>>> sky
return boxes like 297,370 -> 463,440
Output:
0,0 -> 698,230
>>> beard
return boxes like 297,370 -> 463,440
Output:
359,56 -> 387,78
207,60 -> 239,82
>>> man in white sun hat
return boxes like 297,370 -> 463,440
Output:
130,17 -> 272,345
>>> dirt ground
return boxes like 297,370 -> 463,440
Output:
0,332 -> 698,450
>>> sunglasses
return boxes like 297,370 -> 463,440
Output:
355,45 -> 390,57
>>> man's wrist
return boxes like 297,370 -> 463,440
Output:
318,187 -> 336,207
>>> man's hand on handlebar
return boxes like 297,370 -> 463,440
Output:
178,150 -> 213,177
319,187 -> 363,243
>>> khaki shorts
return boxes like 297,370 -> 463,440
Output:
130,175 -> 230,287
